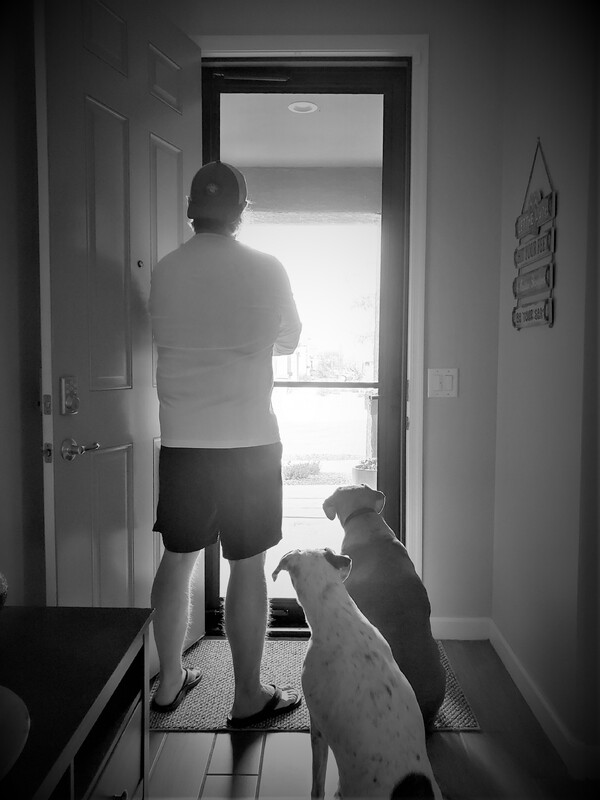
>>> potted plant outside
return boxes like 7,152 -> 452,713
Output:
351,457 -> 377,489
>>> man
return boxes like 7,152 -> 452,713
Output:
149,161 -> 302,725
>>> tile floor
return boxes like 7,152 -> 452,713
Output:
147,641 -> 598,800
148,729 -> 338,799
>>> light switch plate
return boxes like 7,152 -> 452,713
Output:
428,368 -> 458,398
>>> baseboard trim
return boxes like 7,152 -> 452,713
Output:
489,621 -> 600,781
430,616 -> 490,640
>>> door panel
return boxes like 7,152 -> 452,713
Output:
82,0 -> 128,74
85,96 -> 132,390
38,0 -> 205,659
91,445 -> 133,607
150,134 -> 184,263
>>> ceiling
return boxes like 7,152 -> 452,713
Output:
220,93 -> 384,167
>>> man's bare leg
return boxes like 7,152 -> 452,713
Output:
151,548 -> 201,705
225,551 -> 298,718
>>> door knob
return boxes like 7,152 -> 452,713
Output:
60,438 -> 100,462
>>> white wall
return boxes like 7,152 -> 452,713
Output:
420,3 -> 502,626
493,0 -> 598,777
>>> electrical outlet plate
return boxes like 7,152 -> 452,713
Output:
427,368 -> 458,398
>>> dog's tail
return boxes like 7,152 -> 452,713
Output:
391,772 -> 435,799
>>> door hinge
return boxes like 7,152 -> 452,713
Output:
405,416 -> 410,431
42,394 -> 52,415
42,443 -> 53,463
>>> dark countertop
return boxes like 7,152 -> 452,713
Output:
0,606 -> 153,800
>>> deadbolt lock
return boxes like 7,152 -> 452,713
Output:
59,376 -> 80,415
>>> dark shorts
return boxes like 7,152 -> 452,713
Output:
152,442 -> 283,560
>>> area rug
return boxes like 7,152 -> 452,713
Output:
149,638 -> 480,733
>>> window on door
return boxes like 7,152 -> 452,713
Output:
202,61 -> 411,630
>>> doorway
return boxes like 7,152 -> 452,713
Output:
201,60 -> 411,631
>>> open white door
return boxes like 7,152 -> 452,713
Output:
36,0 -> 205,663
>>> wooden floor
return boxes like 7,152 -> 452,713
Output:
147,640 -> 597,800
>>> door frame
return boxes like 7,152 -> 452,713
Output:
197,34 -> 429,579
34,0 -> 57,604
202,61 -> 410,630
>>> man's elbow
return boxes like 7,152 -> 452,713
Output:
273,342 -> 297,356
273,329 -> 302,356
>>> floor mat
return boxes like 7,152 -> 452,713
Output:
150,638 -> 480,733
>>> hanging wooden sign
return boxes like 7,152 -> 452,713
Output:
513,226 -> 555,270
512,297 -> 553,330
512,139 -> 556,330
515,190 -> 556,239
513,261 -> 554,299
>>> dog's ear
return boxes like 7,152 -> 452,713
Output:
322,493 -> 338,520
369,488 -> 386,515
323,548 -> 352,579
272,550 -> 297,581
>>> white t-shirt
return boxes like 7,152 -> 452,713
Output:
149,232 -> 301,448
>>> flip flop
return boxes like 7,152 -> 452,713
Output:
226,684 -> 302,728
150,668 -> 203,713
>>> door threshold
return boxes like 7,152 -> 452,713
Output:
268,627 -> 309,639
204,627 -> 309,639
205,611 -> 309,639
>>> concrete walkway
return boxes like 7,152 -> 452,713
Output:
220,483 -> 347,599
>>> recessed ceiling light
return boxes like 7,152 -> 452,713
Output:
288,101 -> 319,114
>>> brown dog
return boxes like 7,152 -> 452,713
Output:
322,484 -> 445,728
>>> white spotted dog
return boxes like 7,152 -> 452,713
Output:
322,485 -> 446,730
272,548 -> 442,800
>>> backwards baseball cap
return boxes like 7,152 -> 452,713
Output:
187,160 -> 248,222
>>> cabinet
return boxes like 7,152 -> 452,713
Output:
0,607 -> 153,800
